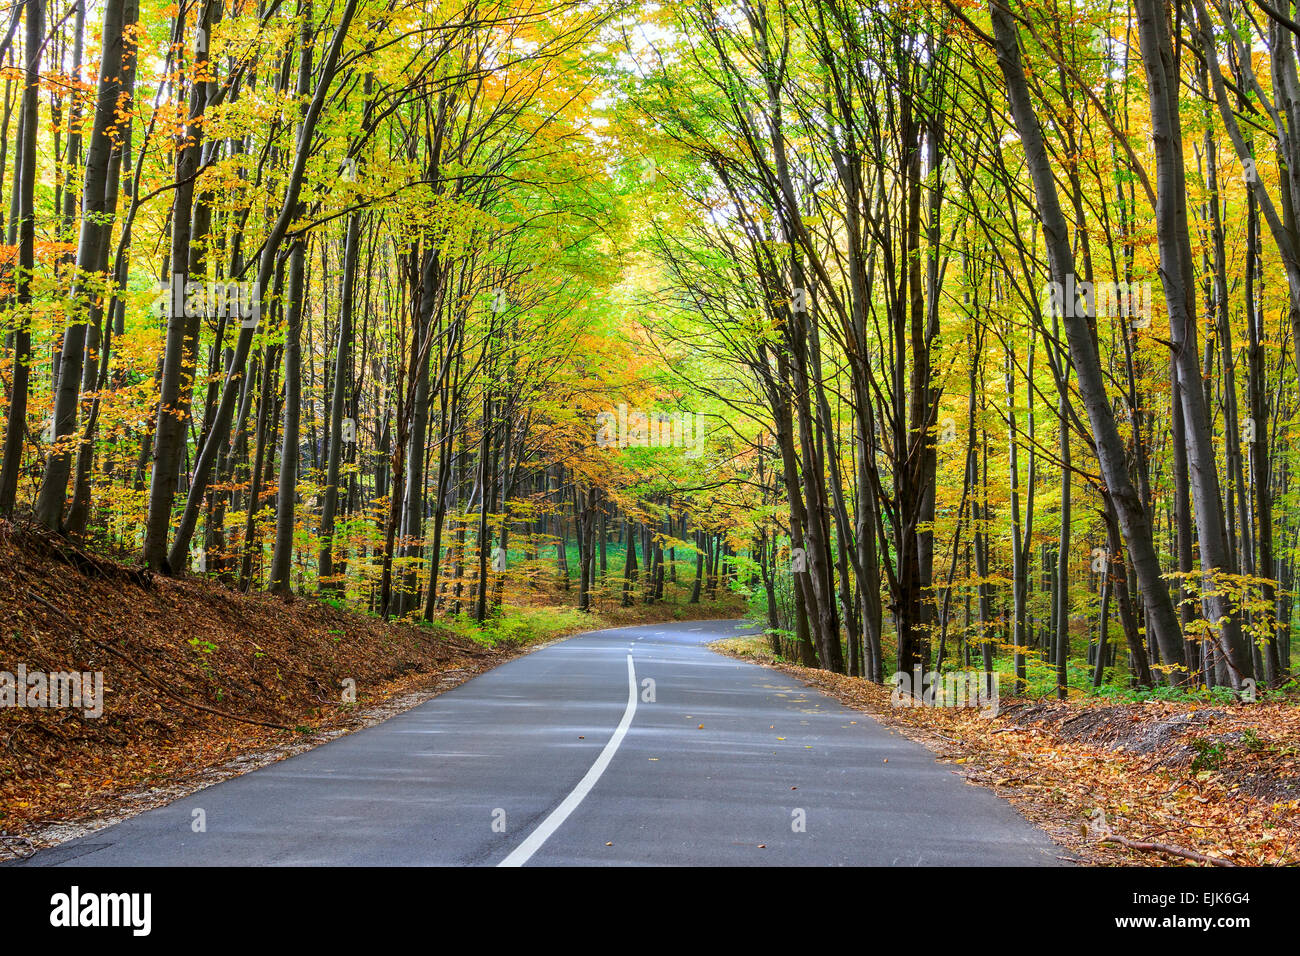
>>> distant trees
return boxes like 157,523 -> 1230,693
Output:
625,0 -> 1294,689
0,0 -> 1295,694
0,0 -> 741,628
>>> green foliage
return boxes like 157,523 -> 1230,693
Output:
187,636 -> 218,675
1190,737 -> 1228,773
442,606 -> 591,649
1091,681 -> 1260,705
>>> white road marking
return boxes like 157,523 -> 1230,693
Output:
498,653 -> 638,867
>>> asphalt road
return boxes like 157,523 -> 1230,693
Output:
21,619 -> 1063,866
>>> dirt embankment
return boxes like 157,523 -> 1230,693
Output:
0,522 -> 514,857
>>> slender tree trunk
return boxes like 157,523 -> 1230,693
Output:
990,0 -> 1188,678
0,0 -> 42,516
1134,0 -> 1250,686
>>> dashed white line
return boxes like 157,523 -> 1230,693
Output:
498,653 -> 638,867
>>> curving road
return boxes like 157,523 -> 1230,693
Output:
21,620 -> 1063,867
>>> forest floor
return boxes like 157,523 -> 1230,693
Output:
713,637 -> 1300,866
0,521 -> 744,860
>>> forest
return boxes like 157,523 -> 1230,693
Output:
0,0 -> 1297,708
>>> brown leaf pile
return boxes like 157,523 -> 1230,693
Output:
0,522 -> 511,856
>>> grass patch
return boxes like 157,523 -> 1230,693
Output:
440,605 -> 595,648
711,635 -> 782,663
